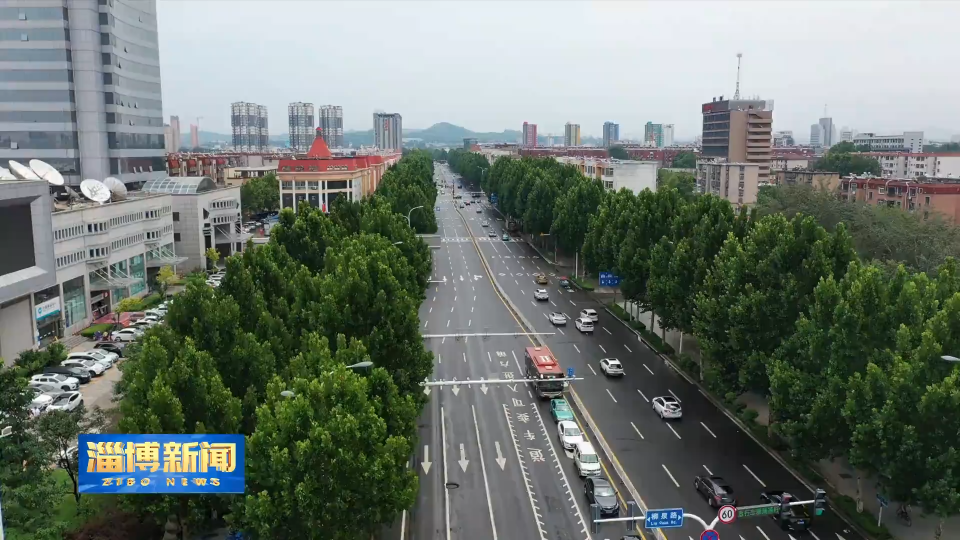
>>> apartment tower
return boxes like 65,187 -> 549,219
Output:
287,102 -> 315,153
701,97 -> 773,183
319,105 -> 344,148
169,116 -> 181,151
231,102 -> 269,152
564,123 -> 581,147
522,122 -> 538,147
373,112 -> 402,151
0,1 -> 166,186
602,122 -> 620,147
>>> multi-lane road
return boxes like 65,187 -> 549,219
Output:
408,163 -> 862,540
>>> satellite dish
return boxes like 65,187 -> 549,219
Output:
29,159 -> 64,186
0,167 -> 15,180
103,176 -> 127,200
8,160 -> 40,180
80,179 -> 111,204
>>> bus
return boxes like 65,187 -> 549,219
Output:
524,345 -> 565,399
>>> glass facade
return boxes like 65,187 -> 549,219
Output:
62,276 -> 86,328
109,259 -> 129,302
128,254 -> 145,295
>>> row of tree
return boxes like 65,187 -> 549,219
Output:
449,150 -> 960,529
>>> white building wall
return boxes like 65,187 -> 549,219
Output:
934,156 -> 960,178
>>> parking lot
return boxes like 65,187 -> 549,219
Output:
68,340 -> 124,413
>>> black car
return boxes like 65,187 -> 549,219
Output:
585,477 -> 619,516
43,366 -> 91,384
694,475 -> 736,507
93,341 -> 126,357
761,490 -> 809,532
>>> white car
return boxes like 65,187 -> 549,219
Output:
111,327 -> 142,342
557,420 -> 584,451
481,221 -> 489,227
48,391 -> 83,412
141,315 -> 162,325
62,358 -> 105,377
534,289 -> 549,301
206,280 -> 221,288
67,350 -> 115,370
652,396 -> 682,420
30,373 -> 79,391
548,312 -> 567,326
29,381 -> 65,396
580,308 -> 599,322
575,317 -> 594,334
144,309 -> 165,319
600,358 -> 624,377
28,388 -> 55,412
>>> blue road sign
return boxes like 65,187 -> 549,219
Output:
599,272 -> 621,287
877,494 -> 889,508
700,530 -> 719,540
645,508 -> 684,529
567,367 -> 574,378
491,193 -> 498,203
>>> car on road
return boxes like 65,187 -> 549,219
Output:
694,475 -> 737,507
580,308 -> 598,322
61,358 -> 105,377
534,289 -> 549,301
550,399 -> 574,423
559,276 -> 571,289
206,280 -> 221,288
575,317 -> 594,334
476,207 -> 481,213
585,477 -> 620,516
557,420 -> 583,450
535,273 -> 548,285
761,491 -> 809,531
574,441 -> 601,477
501,233 -> 509,241
111,327 -> 142,342
481,221 -> 489,227
30,373 -> 79,392
43,366 -> 91,384
652,396 -> 682,419
599,358 -> 624,377
548,312 -> 567,325
93,341 -> 126,357
48,391 -> 83,412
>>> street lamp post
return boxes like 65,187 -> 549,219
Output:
407,205 -> 424,228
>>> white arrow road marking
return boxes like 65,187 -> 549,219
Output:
460,275 -> 464,281
637,389 -> 650,402
743,464 -> 766,487
480,379 -> 489,394
495,441 -> 507,470
588,364 -> 597,376
701,422 -> 717,438
756,527 -> 772,540
421,445 -> 432,474
507,383 -> 518,392
451,379 -> 460,397
630,421 -> 644,439
599,345 -> 607,353
458,444 -> 469,472
662,464 -> 680,487
666,423 -> 682,439
475,275 -> 483,280
643,364 -> 654,375
606,389 -> 618,403
703,464 -> 713,475
668,389 -> 681,402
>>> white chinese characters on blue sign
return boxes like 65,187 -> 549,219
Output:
645,507 -> 685,529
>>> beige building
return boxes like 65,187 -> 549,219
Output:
556,157 -> 658,194
695,161 -> 760,210
773,170 -> 840,191
701,98 -> 773,183
564,123 -> 581,146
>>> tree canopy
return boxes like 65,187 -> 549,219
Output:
240,173 -> 280,217
671,151 -> 696,169
608,145 -> 629,160
811,144 -> 881,176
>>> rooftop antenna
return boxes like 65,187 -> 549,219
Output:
733,53 -> 743,100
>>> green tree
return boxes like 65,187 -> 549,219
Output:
829,141 -> 857,153
657,169 -> 697,201
204,247 -> 221,270
616,188 -> 687,307
36,405 -> 107,504
155,265 -> 179,298
812,148 -> 881,176
608,146 -> 629,160
551,177 -> 605,254
522,171 -> 558,235
240,173 -> 280,217
671,151 -> 696,169
583,189 -> 639,275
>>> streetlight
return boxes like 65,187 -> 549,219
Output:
280,361 -> 374,399
941,355 -> 960,363
407,205 -> 424,228
393,241 -> 403,246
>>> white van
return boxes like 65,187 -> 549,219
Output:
574,441 -> 601,477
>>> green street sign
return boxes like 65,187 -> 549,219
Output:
736,504 -> 780,519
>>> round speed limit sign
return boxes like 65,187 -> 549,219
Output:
718,505 -> 736,524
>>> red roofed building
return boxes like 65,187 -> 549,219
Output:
839,175 -> 960,222
277,128 -> 400,212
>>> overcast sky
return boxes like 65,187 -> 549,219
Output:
157,1 -> 960,141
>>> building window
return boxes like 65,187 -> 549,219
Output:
62,276 -> 86,329
174,233 -> 181,241
172,212 -> 179,221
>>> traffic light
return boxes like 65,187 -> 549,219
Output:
814,488 -> 827,516
779,493 -> 792,516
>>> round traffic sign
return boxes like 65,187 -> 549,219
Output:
717,505 -> 736,524
701,530 -> 719,540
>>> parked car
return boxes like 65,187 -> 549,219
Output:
47,391 -> 83,412
93,341 -> 126,357
695,475 -> 737,507
28,387 -> 55,412
557,420 -> 584,450
585,477 -> 620,516
67,351 -> 114,370
131,319 -> 155,330
143,309 -> 165,319
30,373 -> 78,391
111,327 -> 142,342
652,396 -> 682,420
29,381 -> 65,396
61,358 -> 105,377
599,358 -> 624,377
43,366 -> 91,384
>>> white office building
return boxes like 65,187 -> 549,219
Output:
853,131 -> 925,153
556,156 -> 658,194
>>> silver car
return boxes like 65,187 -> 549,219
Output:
600,358 -> 624,377
30,373 -> 79,391
534,289 -> 549,301
652,396 -> 682,420
548,312 -> 567,325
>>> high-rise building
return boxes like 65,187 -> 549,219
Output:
818,117 -> 836,148
701,97 -> 774,183
662,125 -> 674,147
373,112 -> 402,151
170,116 -> 182,151
231,102 -> 269,152
0,0 -> 166,186
645,122 -> 674,147
522,122 -> 538,147
602,122 -> 620,147
319,105 -> 344,148
840,127 -> 855,143
190,124 -> 200,149
288,102 -> 315,153
564,123 -> 581,147
164,124 -> 176,153
810,124 -> 823,147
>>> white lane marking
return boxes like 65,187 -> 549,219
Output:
502,404 -> 549,540
668,389 -> 681,402
446,320 -> 450,328
473,296 -> 477,302
743,464 -> 766,487
643,364 -> 654,375
438,354 -> 442,364
471,306 -> 474,313
603,327 -> 611,335
429,307 -> 433,313
528,390 -> 533,399
532,300 -> 537,306
573,344 -> 580,354
468,319 -> 472,327
550,301 -> 557,307
515,279 -> 519,285
606,389 -> 618,403
450,306 -> 455,313
637,389 -> 650,402
624,344 -> 632,353
701,422 -> 717,438
424,320 -> 428,328
662,464 -> 680,488
487,351 -> 492,362
432,296 -> 435,302
666,423 -> 682,440
557,327 -> 565,335
471,405 -> 499,539
520,289 -> 525,295
756,526 -> 772,540
703,464 -> 713,475
630,421 -> 645,440
808,532 -> 820,540
599,345 -> 607,353
441,407 -> 452,540
588,364 -> 597,376
569,299 -> 576,306
454,295 -> 457,302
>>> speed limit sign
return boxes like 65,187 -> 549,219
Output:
718,505 -> 736,524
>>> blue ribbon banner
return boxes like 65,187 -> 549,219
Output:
79,434 -> 245,494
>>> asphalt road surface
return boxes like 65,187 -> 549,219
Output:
409,167 -> 603,540
438,164 -> 864,540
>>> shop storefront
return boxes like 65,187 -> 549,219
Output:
62,276 -> 87,331
34,285 -> 63,346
